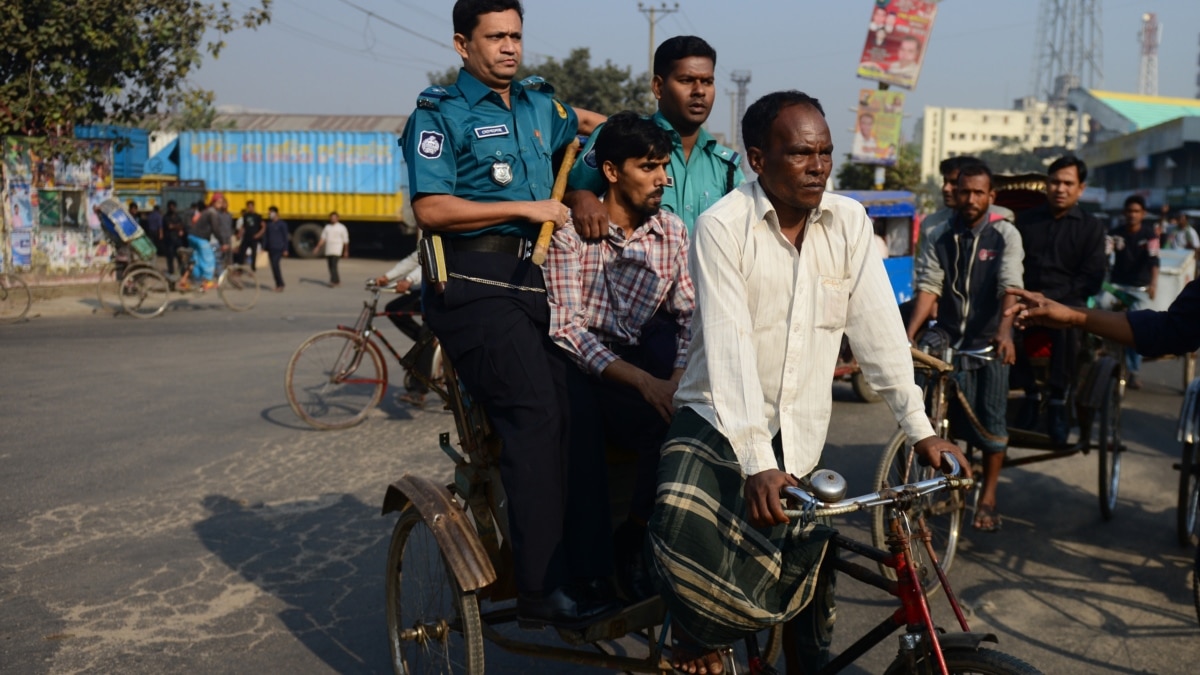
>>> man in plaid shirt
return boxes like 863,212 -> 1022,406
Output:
545,111 -> 695,603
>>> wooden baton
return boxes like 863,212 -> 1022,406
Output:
531,138 -> 581,266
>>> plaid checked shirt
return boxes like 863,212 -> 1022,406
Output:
546,210 -> 695,377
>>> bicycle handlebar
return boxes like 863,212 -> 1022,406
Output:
782,454 -> 971,521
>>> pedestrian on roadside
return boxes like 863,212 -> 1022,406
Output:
163,201 -> 185,276
315,211 -> 349,287
236,200 -> 265,271
146,204 -> 164,256
263,206 -> 289,292
1107,194 -> 1159,389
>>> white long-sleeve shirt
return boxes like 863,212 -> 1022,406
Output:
674,182 -> 936,477
382,250 -> 423,288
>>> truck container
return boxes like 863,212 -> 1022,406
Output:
142,130 -> 411,258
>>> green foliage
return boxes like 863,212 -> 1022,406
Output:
836,143 -> 923,191
428,48 -> 654,115
0,1 -> 269,151
165,90 -> 236,131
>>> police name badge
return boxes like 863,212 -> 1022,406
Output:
665,175 -> 675,188
418,131 -> 444,159
491,161 -> 513,186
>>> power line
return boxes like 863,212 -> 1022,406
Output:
638,2 -> 679,75
335,0 -> 454,51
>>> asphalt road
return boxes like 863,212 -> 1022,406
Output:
1,258 -> 1197,674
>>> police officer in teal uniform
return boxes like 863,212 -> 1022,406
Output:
400,0 -> 616,629
565,35 -> 743,236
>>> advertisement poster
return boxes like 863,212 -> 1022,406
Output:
856,0 -> 938,90
851,89 -> 905,166
8,181 -> 34,230
11,230 -> 32,267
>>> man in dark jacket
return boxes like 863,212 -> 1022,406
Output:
1108,194 -> 1160,388
262,206 -> 289,292
1013,155 -> 1107,444
906,163 -> 1023,531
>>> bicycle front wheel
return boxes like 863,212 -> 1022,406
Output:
1179,440 -> 1199,547
872,430 -> 965,595
286,330 -> 387,429
0,274 -> 32,323
119,267 -> 170,319
884,646 -> 1043,674
1096,372 -> 1123,520
218,264 -> 259,311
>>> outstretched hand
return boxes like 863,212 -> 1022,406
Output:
1004,288 -> 1083,330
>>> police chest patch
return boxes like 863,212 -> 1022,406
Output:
474,124 -> 510,139
418,131 -> 444,159
665,175 -> 675,188
491,161 -> 513,186
583,148 -> 598,169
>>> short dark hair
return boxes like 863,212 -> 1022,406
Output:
939,155 -> 982,177
269,206 -> 279,214
742,91 -> 825,153
956,162 -> 993,189
1047,155 -> 1088,183
329,211 -> 339,218
593,111 -> 673,169
246,200 -> 255,207
1123,194 -> 1146,210
452,0 -> 523,38
653,35 -> 717,79
167,200 -> 176,208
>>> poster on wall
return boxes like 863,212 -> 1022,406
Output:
35,189 -> 87,228
8,181 -> 34,230
856,0 -> 938,90
851,89 -> 905,166
11,230 -> 33,267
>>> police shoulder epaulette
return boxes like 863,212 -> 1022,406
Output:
519,75 -> 554,95
416,86 -> 452,111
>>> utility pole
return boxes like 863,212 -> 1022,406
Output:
638,2 -> 679,75
726,89 -> 737,146
731,70 -> 752,160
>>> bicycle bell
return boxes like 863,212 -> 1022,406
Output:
807,469 -> 847,503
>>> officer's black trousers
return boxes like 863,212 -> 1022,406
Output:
422,249 -> 570,594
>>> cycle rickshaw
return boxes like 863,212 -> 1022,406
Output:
870,173 -> 1128,593
378,341 -> 1041,674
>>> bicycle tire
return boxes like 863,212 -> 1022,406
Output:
872,430 -> 964,595
1097,374 -> 1122,520
1193,543 -> 1200,627
119,267 -> 170,319
883,646 -> 1043,675
285,330 -> 387,430
1180,439 -> 1199,547
0,273 -> 32,323
386,508 -> 484,675
218,264 -> 259,312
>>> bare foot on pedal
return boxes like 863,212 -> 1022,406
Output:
672,627 -> 725,674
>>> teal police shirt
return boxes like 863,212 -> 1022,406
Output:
566,111 -> 743,233
401,69 -> 579,239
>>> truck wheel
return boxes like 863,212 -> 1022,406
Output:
291,222 -> 324,259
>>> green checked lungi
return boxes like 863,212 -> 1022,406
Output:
647,408 -> 836,655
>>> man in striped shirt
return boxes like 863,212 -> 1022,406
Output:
546,111 -> 695,605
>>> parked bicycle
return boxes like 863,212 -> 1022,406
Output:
0,271 -> 32,323
285,282 -> 444,430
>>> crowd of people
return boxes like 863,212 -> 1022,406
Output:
363,1 -> 1200,673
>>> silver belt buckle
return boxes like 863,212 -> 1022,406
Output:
518,238 -> 532,260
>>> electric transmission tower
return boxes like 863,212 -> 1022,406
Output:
1138,13 -> 1160,96
731,70 -> 752,159
1028,0 -> 1104,104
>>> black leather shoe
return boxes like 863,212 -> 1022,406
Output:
1047,402 -> 1069,446
517,585 -> 620,630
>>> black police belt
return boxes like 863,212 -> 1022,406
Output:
447,234 -> 532,258
445,234 -> 544,294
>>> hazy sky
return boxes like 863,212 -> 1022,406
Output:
195,0 -> 1200,161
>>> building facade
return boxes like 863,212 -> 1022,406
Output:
919,97 -> 1087,183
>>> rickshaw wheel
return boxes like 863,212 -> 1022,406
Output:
386,507 -> 484,675
1179,440 -> 1200,547
1184,353 -> 1197,393
1096,373 -> 1123,521
871,430 -> 965,595
119,267 -> 170,319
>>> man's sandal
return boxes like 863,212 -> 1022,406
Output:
973,504 -> 1002,532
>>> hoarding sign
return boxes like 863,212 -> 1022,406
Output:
851,89 -> 905,166
856,0 -> 938,90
